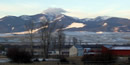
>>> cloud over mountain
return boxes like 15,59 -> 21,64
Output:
43,8 -> 67,16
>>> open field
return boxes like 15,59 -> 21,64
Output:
0,57 -> 130,65
0,62 -> 65,65
1,32 -> 130,45
0,61 -> 130,65
0,56 -> 7,58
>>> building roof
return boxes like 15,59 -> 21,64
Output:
75,45 -> 83,49
111,46 -> 130,50
73,45 -> 102,49
103,45 -> 130,50
103,45 -> 112,48
81,45 -> 102,48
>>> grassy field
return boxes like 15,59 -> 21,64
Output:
0,62 -> 82,65
0,57 -> 130,65
0,57 -> 83,65
0,56 -> 7,58
1,62 -> 130,65
0,62 -> 64,65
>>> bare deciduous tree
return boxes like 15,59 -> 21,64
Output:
79,39 -> 82,45
25,21 -> 35,56
39,20 -> 66,58
39,20 -> 57,58
72,37 -> 78,45
55,25 -> 66,58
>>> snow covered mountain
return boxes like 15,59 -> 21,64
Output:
0,8 -> 130,33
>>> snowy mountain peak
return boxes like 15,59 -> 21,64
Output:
4,15 -> 15,17
83,16 -> 111,22
20,15 -> 31,20
95,16 -> 111,21
83,18 -> 93,21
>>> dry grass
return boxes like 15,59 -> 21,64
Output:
0,57 -> 129,65
0,56 -> 7,58
0,62 -> 128,65
0,57 -> 83,65
0,62 -> 75,65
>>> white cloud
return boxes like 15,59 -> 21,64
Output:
43,8 -> 67,15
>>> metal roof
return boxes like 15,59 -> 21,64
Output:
111,46 -> 130,50
74,45 -> 102,49
103,45 -> 112,48
81,45 -> 102,48
103,45 -> 130,50
75,45 -> 83,49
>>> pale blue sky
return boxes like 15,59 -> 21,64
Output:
0,0 -> 130,18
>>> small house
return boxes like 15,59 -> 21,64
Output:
69,45 -> 102,57
69,45 -> 84,57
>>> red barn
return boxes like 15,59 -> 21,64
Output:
102,45 -> 130,56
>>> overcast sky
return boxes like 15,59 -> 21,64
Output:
0,0 -> 130,19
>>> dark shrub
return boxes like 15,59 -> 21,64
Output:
81,53 -> 116,63
60,58 -> 68,62
60,57 -> 69,64
7,48 -> 32,63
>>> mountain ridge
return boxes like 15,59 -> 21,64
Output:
0,8 -> 130,33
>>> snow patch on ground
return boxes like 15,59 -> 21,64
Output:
12,26 -> 46,34
54,15 -> 64,21
96,31 -> 104,34
11,27 -> 15,30
102,23 -> 108,27
0,26 -> 47,37
64,22 -> 86,29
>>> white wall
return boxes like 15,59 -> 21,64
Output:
69,46 -> 78,57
